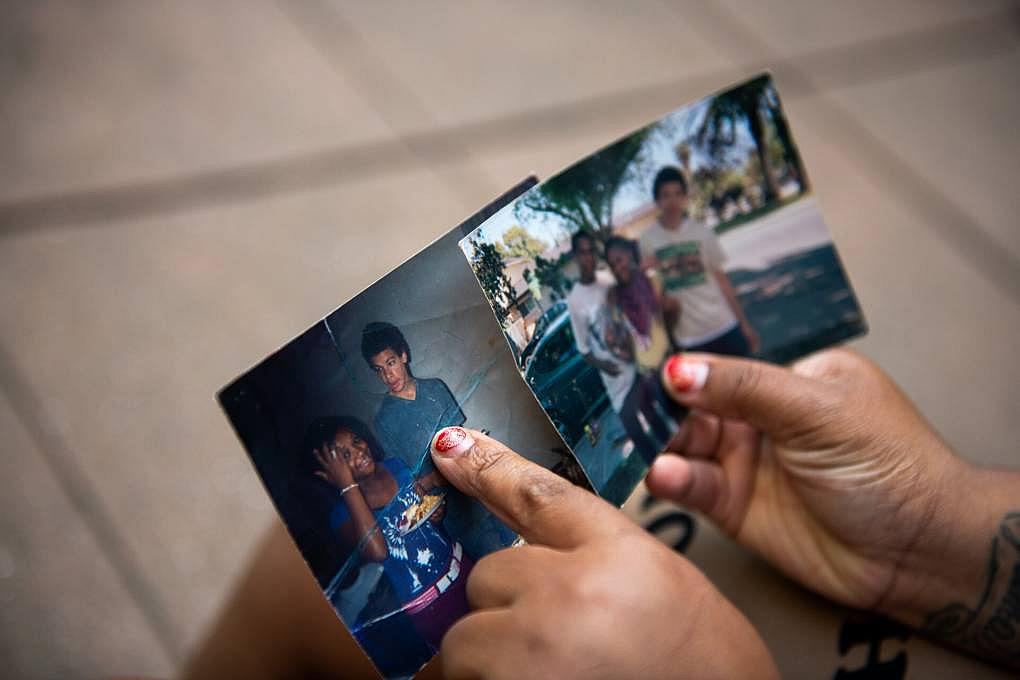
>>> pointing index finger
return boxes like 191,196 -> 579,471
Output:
429,427 -> 630,549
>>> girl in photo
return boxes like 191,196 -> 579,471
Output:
603,236 -> 679,460
307,416 -> 471,669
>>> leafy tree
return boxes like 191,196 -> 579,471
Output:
761,85 -> 809,193
688,165 -> 752,218
501,225 -> 549,259
694,74 -> 780,204
468,240 -> 516,327
535,254 -> 569,300
766,132 -> 787,176
516,127 -> 653,240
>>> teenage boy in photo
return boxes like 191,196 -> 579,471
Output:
361,322 -> 514,558
640,166 -> 760,356
567,232 -> 634,409
361,322 -> 466,471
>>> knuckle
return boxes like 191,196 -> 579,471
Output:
439,616 -> 469,653
461,436 -> 572,522
472,548 -> 508,574
565,568 -> 612,607
828,347 -> 869,372
728,362 -> 764,416
439,619 -> 474,676
513,607 -> 556,658
464,553 -> 500,602
462,439 -> 509,495
736,361 -> 763,394
513,590 -> 601,677
797,348 -> 860,383
510,470 -> 570,520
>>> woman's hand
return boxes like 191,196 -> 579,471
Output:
429,427 -> 777,680
648,350 -> 983,627
313,441 -> 356,489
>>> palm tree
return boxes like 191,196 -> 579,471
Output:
694,75 -> 780,204
761,85 -> 809,193
517,127 -> 652,241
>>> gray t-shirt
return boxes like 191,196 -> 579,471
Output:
640,218 -> 737,345
373,377 -> 465,471
566,273 -> 637,411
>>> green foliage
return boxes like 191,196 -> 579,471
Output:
469,240 -> 516,327
695,74 -> 777,203
687,165 -> 748,217
766,130 -> 787,172
761,85 -> 809,192
535,254 -> 569,300
692,75 -> 810,203
516,127 -> 653,239
501,225 -> 549,259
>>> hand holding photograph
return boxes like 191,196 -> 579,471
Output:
219,180 -> 581,679
219,74 -> 866,678
459,73 -> 866,505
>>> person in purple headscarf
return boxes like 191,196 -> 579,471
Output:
603,235 -> 679,462
604,236 -> 677,371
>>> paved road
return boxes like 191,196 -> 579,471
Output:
720,196 -> 835,271
571,407 -> 630,491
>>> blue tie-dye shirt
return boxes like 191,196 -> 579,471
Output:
329,458 -> 452,603
373,378 -> 465,471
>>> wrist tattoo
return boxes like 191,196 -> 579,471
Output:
921,511 -> 1020,668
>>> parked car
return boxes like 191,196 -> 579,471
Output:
517,301 -> 566,370
520,307 -> 609,447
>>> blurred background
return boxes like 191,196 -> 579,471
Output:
0,2 -> 1017,678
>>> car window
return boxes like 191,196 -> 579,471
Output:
532,301 -> 566,341
529,323 -> 575,376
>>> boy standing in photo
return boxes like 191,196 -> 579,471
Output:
361,321 -> 514,558
566,231 -> 635,414
640,166 -> 760,356
361,322 -> 466,471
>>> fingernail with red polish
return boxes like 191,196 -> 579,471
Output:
431,427 -> 475,458
663,355 -> 709,393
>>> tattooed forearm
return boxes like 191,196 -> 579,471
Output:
921,511 -> 1020,668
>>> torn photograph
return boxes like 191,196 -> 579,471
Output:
218,181 -> 583,679
460,74 -> 866,505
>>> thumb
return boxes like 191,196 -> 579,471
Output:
660,353 -> 839,439
429,427 -> 630,549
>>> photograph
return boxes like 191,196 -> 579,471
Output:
218,181 -> 583,680
460,74 -> 867,505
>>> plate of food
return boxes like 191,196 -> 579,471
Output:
397,493 -> 445,535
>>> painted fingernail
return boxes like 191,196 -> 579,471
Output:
663,355 -> 709,393
431,427 -> 475,458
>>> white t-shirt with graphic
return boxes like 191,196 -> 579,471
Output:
640,218 -> 737,346
566,271 -> 637,412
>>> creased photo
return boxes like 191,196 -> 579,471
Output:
218,181 -> 582,680
460,74 -> 866,505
